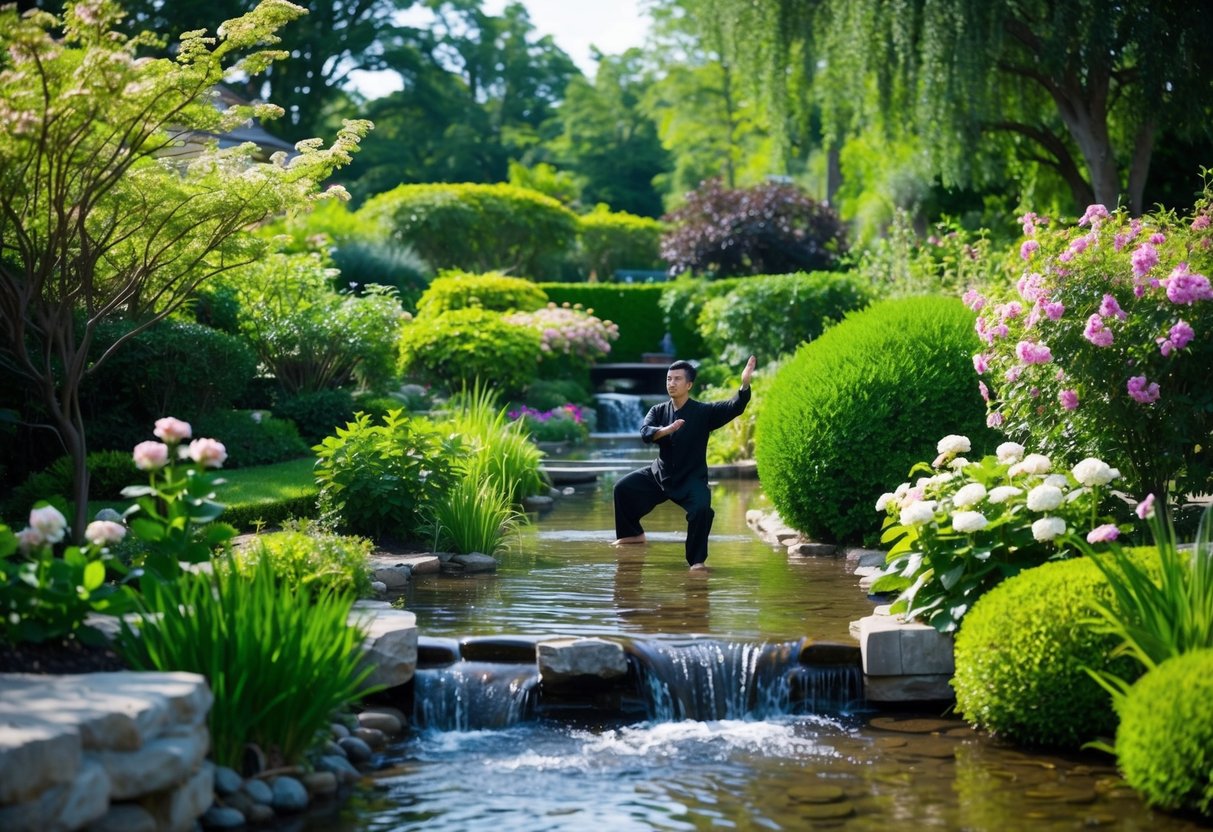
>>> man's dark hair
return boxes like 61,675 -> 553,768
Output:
668,360 -> 697,382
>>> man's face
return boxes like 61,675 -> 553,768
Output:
667,369 -> 692,397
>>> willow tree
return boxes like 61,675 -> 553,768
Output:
0,0 -> 370,540
709,0 -> 1213,215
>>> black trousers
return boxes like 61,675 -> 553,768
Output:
613,468 -> 715,566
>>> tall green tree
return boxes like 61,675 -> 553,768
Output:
0,0 -> 369,539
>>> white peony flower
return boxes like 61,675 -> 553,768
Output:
893,482 -> 912,499
1009,453 -> 1052,477
1071,457 -> 1118,487
899,501 -> 938,527
952,511 -> 989,533
952,483 -> 988,508
950,457 -> 971,472
85,520 -> 126,547
1032,516 -> 1067,541
1026,484 -> 1064,511
996,442 -> 1026,464
1044,474 -> 1070,489
29,505 -> 67,544
937,434 -> 972,455
875,492 -> 896,512
988,485 -> 1022,504
928,472 -> 955,486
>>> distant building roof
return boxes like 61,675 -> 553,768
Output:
160,85 -> 297,162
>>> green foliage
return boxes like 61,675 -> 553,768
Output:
697,271 -> 874,363
438,384 -> 548,504
952,551 -> 1157,749
235,519 -> 372,597
258,198 -> 384,251
975,197 -> 1213,502
272,389 -> 357,445
116,555 -> 377,769
524,379 -> 594,410
872,444 -> 1125,632
507,160 -> 579,206
212,458 -> 318,532
577,206 -> 665,279
701,362 -> 777,465
218,252 -> 404,394
189,410 -> 309,469
358,183 -> 579,276
313,411 -> 461,541
398,308 -> 541,398
330,240 -> 433,313
507,405 -> 592,444
8,451 -> 136,515
424,477 -> 522,556
1115,649 -> 1213,816
755,296 -> 993,544
658,276 -> 744,358
415,271 -> 549,317
539,283 -> 668,362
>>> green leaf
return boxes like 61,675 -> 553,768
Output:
130,518 -> 166,542
82,560 -> 105,591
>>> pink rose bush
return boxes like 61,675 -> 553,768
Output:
504,302 -> 619,375
872,436 -> 1127,632
967,193 -> 1213,502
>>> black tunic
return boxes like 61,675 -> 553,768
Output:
641,388 -> 751,497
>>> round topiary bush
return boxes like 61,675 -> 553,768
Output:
415,271 -> 548,318
953,552 -> 1157,750
754,295 -> 992,544
1116,648 -> 1213,816
398,308 -> 541,397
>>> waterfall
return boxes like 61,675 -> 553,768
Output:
593,393 -> 646,434
412,662 -> 540,731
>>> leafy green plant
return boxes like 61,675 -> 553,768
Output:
872,440 -> 1125,632
116,554 -> 378,769
398,308 -> 541,398
523,379 -> 593,411
234,519 -> 373,597
330,239 -> 432,312
504,302 -> 619,379
697,271 -> 874,363
576,206 -> 665,279
414,271 -> 548,317
272,389 -> 357,444
1114,649 -> 1213,816
755,296 -> 994,544
952,550 -> 1157,749
313,410 -> 461,540
539,282 -> 669,362
190,410 -> 310,468
507,404 -> 592,444
424,476 -> 522,556
6,450 -> 136,514
658,276 -> 744,359
438,384 -> 548,504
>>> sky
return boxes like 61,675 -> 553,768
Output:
348,0 -> 653,99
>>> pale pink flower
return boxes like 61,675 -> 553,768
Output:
85,520 -> 126,547
1083,314 -> 1114,347
962,289 -> 986,311
16,527 -> 44,552
1132,243 -> 1159,277
1135,493 -> 1156,520
1098,294 -> 1127,320
972,353 -> 989,374
978,381 -> 990,402
154,417 -> 192,443
1192,215 -> 1211,231
133,441 -> 170,471
29,505 -> 67,544
997,301 -> 1023,321
986,411 -> 1004,428
1015,340 -> 1053,364
1059,389 -> 1079,410
1018,212 -> 1039,236
1042,300 -> 1065,320
187,438 -> 228,468
1127,375 -> 1160,404
1078,204 -> 1109,226
1086,524 -> 1120,544
1017,273 -> 1046,302
990,323 -> 1009,340
1005,364 -> 1022,383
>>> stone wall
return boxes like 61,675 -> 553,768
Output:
0,671 -> 213,832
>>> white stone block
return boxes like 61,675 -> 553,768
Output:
91,724 -> 209,800
350,608 -> 418,689
537,638 -> 628,684
0,719 -> 80,804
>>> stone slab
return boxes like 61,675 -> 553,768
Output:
368,553 -> 440,576
0,757 -> 110,832
0,718 -> 81,804
349,607 -> 418,689
92,724 -> 210,800
863,674 -> 954,702
855,614 -> 955,677
537,638 -> 628,685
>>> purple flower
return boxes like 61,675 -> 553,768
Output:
986,411 -> 1005,428
1131,242 -> 1159,278
1078,204 -> 1109,227
998,301 -> 1023,321
1059,388 -> 1079,410
1127,375 -> 1160,404
1083,314 -> 1114,347
972,353 -> 989,374
1018,212 -> 1039,236
1015,340 -> 1053,364
1164,263 -> 1213,304
1158,319 -> 1195,356
1135,493 -> 1156,520
1114,232 -> 1130,252
978,381 -> 990,402
1149,232 -> 1166,245
1086,524 -> 1120,543
1005,364 -> 1022,383
962,289 -> 986,311
1098,293 -> 1126,320
1017,273 -> 1046,302
1042,300 -> 1065,320
1020,240 -> 1040,260
1192,215 -> 1211,231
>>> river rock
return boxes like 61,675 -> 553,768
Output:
448,552 -> 498,573
330,722 -> 351,740
88,802 -> 157,832
537,638 -> 628,685
349,603 -> 418,689
373,565 -> 411,590
787,542 -> 838,557
201,805 -> 246,829
212,765 -> 242,796
303,771 -> 338,796
271,776 -> 309,813
247,803 -> 276,823
353,727 -> 386,748
316,755 -> 361,783
359,707 -> 406,735
241,777 -> 273,806
338,736 -> 374,764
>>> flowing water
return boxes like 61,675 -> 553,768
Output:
303,440 -> 1207,832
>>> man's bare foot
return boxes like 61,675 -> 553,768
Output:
689,562 -> 708,571
612,534 -> 647,545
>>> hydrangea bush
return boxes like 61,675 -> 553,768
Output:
872,435 -> 1126,632
507,404 -> 594,444
504,302 -> 619,376
967,194 -> 1213,502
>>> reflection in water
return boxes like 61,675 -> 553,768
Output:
612,549 -> 711,634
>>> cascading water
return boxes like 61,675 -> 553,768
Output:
411,662 -> 540,731
593,393 -> 646,434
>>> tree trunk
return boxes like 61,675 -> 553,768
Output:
826,144 -> 842,207
1127,119 -> 1156,217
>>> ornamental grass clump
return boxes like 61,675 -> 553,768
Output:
968,194 -> 1213,502
873,436 -> 1126,632
439,382 -> 548,505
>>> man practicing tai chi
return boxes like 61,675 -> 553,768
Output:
612,355 -> 756,571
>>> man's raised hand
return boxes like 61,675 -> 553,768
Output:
741,355 -> 757,389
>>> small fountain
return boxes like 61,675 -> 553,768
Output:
593,392 -> 647,434
411,662 -> 540,731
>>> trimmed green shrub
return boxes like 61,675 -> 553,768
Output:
222,494 -> 318,531
330,240 -> 432,313
234,519 -> 373,597
577,206 -> 664,279
952,551 -> 1158,750
538,283 -> 666,362
524,379 -> 593,410
215,458 -> 319,531
8,450 -> 135,514
273,388 -> 357,444
415,271 -> 548,318
1116,649 -> 1213,816
258,197 -> 384,251
755,296 -> 993,544
698,272 -> 874,363
190,410 -> 310,469
358,182 -> 578,275
657,276 -> 743,359
398,308 -> 541,398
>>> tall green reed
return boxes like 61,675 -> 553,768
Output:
425,474 -> 523,555
441,381 -> 548,503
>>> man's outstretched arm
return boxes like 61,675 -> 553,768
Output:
708,355 -> 757,429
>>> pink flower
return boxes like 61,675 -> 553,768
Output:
1164,263 -> 1213,304
1149,232 -> 1166,245
1017,273 -> 1046,302
990,323 -> 1009,340
1131,243 -> 1159,278
1192,215 -> 1211,231
1083,314 -> 1114,347
1086,524 -> 1120,543
1005,364 -> 1022,383
1135,493 -> 1156,520
1078,204 -> 1109,227
962,289 -> 986,311
29,505 -> 67,544
1020,240 -> 1040,260
85,520 -> 126,547
997,301 -> 1023,321
1015,340 -> 1053,364
1127,375 -> 1160,404
188,438 -> 228,469
1059,389 -> 1079,410
986,411 -> 1005,428
153,417 -> 192,443
978,381 -> 990,402
1042,301 -> 1065,320
1114,232 -> 1130,252
133,441 -> 170,471
16,527 -> 44,552
1158,319 -> 1195,356
1098,294 -> 1126,320
1018,212 -> 1039,236
973,353 -> 989,374
1058,249 -> 1075,263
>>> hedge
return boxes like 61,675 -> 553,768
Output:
538,283 -> 667,362
577,207 -> 664,279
